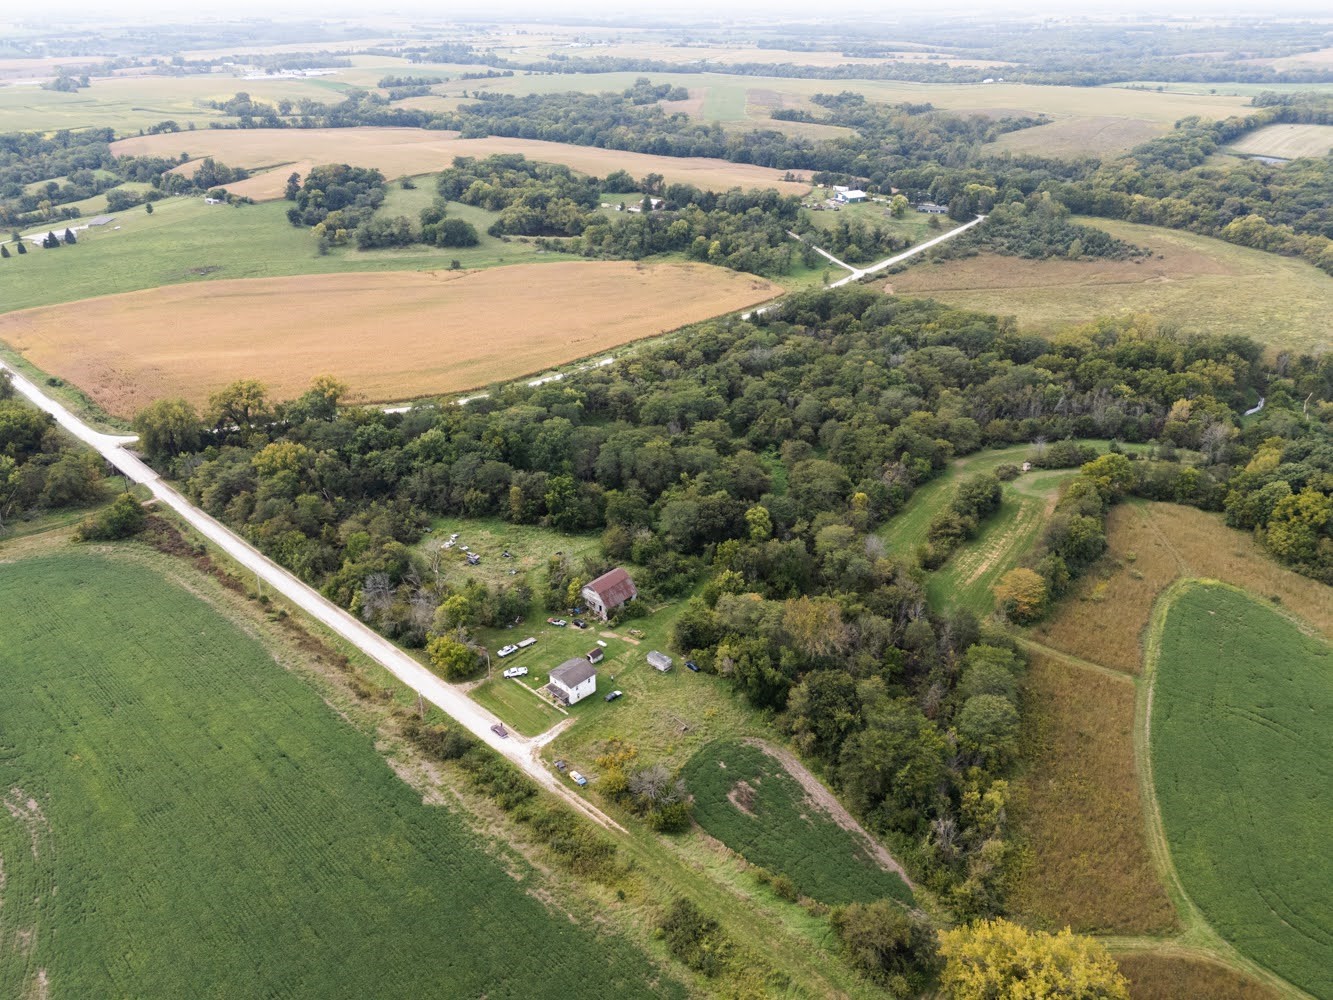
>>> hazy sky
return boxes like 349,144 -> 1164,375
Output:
16,0 -> 1333,21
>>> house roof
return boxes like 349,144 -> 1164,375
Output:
584,567 -> 637,608
551,658 -> 597,688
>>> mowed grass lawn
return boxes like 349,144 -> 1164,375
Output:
682,740 -> 913,906
1151,583 -> 1333,999
0,551 -> 681,1000
889,218 -> 1333,353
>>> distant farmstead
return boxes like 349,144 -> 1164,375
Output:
548,658 -> 597,705
916,202 -> 948,214
581,568 -> 637,621
835,189 -> 867,203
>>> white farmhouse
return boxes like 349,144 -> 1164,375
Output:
548,658 -> 598,705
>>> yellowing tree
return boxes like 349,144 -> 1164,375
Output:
992,568 -> 1047,624
939,919 -> 1129,1000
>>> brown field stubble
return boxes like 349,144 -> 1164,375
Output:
1031,502 -> 1333,674
1116,952 -> 1281,1000
1011,650 -> 1177,935
0,261 -> 781,417
110,127 -> 814,200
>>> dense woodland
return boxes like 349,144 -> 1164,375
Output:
120,290 -> 1332,920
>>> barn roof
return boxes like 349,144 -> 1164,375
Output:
584,567 -> 637,607
551,658 -> 597,688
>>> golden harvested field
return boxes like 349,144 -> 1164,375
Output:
889,218 -> 1333,353
1031,502 -> 1333,674
110,127 -> 814,199
0,261 -> 780,417
1117,952 -> 1281,1000
1226,123 -> 1333,160
1011,650 -> 1177,935
992,116 -> 1165,157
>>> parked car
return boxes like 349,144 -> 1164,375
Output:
547,618 -> 567,627
686,660 -> 700,672
502,666 -> 529,679
490,723 -> 509,738
554,760 -> 567,771
571,619 -> 588,629
497,644 -> 519,658
604,690 -> 623,702
569,770 -> 588,786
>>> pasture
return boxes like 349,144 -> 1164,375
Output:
1032,502 -> 1333,675
681,740 -> 914,906
458,71 -> 1251,135
991,116 -> 1164,158
1225,123 -> 1333,160
0,195 -> 553,316
1149,583 -> 1332,999
0,260 -> 781,417
1010,649 -> 1176,935
110,127 -> 815,198
889,218 -> 1333,353
0,550 -> 681,999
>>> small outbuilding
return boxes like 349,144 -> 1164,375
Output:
586,648 -> 604,664
581,568 -> 637,621
647,650 -> 673,672
549,658 -> 598,705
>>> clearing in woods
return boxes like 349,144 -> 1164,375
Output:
0,260 -> 782,418
1148,583 -> 1333,1000
109,127 -> 814,199
875,440 -> 1145,614
681,739 -> 914,907
0,549 -> 682,999
1224,123 -> 1333,160
888,218 -> 1333,353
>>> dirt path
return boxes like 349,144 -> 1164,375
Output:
744,738 -> 916,891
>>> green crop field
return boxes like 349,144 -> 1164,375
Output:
891,217 -> 1333,353
0,550 -> 682,1000
681,740 -> 913,906
0,194 -> 548,315
1150,583 -> 1333,999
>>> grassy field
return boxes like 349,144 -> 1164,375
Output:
992,116 -> 1164,157
0,549 -> 682,999
1225,123 -> 1333,160
889,218 -> 1333,353
0,196 -> 552,316
1032,502 -> 1333,675
876,440 -> 1144,614
1117,951 -> 1282,1000
112,127 -> 814,199
681,740 -> 914,906
459,71 -> 1252,133
0,73 -> 343,132
0,260 -> 781,416
1011,650 -> 1177,935
1149,583 -> 1332,999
